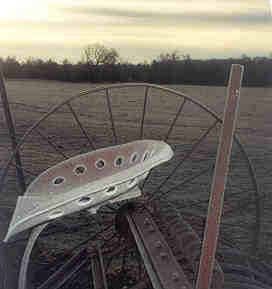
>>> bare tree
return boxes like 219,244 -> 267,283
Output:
82,43 -> 119,66
157,50 -> 181,63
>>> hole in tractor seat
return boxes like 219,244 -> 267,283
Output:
74,165 -> 87,175
105,186 -> 116,195
77,196 -> 93,206
52,176 -> 65,186
130,152 -> 139,163
142,151 -> 149,162
95,159 -> 106,169
48,210 -> 64,219
114,156 -> 125,167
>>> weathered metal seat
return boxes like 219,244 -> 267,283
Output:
4,139 -> 173,242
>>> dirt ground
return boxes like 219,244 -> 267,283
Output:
1,79 -> 272,261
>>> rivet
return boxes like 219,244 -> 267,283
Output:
172,272 -> 179,281
155,241 -> 162,249
160,252 -> 168,260
144,218 -> 150,226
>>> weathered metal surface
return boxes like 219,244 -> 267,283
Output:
155,201 -> 224,289
4,140 -> 173,242
196,64 -> 244,289
117,205 -> 192,289
66,102 -> 96,150
90,246 -> 108,289
37,248 -> 88,289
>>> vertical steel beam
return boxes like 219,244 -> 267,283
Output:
196,64 -> 244,289
0,67 -> 26,193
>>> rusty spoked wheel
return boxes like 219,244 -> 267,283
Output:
1,83 -> 261,289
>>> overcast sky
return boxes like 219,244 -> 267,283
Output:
0,0 -> 271,63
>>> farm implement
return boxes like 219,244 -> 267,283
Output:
1,65 -> 267,289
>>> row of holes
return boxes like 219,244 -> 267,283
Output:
48,177 -> 138,219
52,150 -> 152,186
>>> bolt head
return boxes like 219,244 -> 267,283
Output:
144,218 -> 150,226
172,272 -> 179,281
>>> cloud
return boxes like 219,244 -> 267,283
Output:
0,0 -> 270,63
59,6 -> 270,28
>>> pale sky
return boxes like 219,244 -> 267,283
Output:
0,0 -> 271,63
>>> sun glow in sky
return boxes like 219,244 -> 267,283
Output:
0,0 -> 271,63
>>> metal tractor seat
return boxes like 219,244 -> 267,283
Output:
4,140 -> 173,242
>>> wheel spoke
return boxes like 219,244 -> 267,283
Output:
35,129 -> 68,159
151,120 -> 219,194
136,250 -> 143,280
66,102 -> 96,150
11,161 -> 37,177
105,238 -> 124,272
120,244 -> 128,277
148,163 -> 215,202
140,86 -> 149,139
164,98 -> 186,142
105,89 -> 117,145
67,222 -> 114,254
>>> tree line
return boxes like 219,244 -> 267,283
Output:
1,44 -> 272,86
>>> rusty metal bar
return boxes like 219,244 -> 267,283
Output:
0,68 -> 26,193
66,102 -> 96,150
196,64 -> 244,289
90,246 -> 108,289
37,248 -> 88,289
157,201 -> 224,289
140,86 -> 149,139
105,88 -> 117,145
124,208 -> 192,289
164,98 -> 186,141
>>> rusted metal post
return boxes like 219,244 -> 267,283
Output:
117,205 -> 192,289
0,67 -> 26,193
196,64 -> 244,289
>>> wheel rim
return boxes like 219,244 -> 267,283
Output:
1,83 -> 261,288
